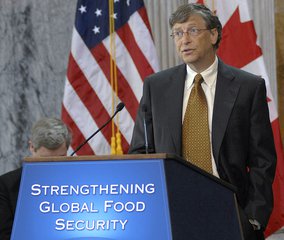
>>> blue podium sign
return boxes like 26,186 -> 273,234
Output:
12,158 -> 172,240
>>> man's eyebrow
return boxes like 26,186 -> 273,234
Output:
172,27 -> 181,31
172,24 -> 197,30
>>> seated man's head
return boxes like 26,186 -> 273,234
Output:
29,118 -> 72,157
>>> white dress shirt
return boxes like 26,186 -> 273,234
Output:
182,56 -> 219,177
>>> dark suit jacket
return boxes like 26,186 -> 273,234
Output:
0,167 -> 22,240
129,59 -> 276,232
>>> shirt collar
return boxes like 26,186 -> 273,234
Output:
186,56 -> 218,88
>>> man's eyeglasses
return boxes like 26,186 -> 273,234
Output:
170,27 -> 211,39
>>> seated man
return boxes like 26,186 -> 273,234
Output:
0,117 -> 72,240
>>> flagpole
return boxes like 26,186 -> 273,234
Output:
109,0 -> 123,155
109,0 -> 116,154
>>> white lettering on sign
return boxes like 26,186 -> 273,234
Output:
55,218 -> 128,231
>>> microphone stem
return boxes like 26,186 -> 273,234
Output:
70,110 -> 119,156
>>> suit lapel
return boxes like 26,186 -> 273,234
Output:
212,60 -> 240,164
163,64 -> 186,154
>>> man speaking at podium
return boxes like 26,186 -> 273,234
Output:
0,117 -> 72,240
129,3 -> 276,240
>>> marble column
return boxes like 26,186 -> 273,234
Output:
0,0 -> 76,174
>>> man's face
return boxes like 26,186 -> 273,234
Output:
29,142 -> 68,157
172,14 -> 218,72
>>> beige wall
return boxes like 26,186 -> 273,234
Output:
276,0 -> 284,143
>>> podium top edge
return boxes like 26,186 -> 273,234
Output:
23,153 -> 237,193
23,153 -> 180,162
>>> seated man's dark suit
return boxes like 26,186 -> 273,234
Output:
0,167 -> 22,240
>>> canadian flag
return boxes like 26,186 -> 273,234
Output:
193,0 -> 284,237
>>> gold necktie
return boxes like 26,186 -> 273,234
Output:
182,74 -> 212,174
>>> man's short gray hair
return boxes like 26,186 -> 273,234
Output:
169,3 -> 222,49
30,118 -> 72,151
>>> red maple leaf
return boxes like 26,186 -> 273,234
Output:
217,7 -> 262,68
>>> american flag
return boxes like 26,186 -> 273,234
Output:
62,0 -> 159,155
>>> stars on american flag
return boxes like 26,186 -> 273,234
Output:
95,8 -> 102,17
77,1 -> 133,37
92,26 -> 100,34
78,5 -> 87,14
92,9 -> 117,35
112,13 -> 118,19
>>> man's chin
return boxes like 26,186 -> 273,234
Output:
181,54 -> 197,64
183,58 -> 198,66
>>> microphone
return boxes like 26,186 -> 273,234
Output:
70,102 -> 125,156
141,104 -> 149,154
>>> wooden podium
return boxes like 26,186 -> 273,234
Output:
11,154 -> 243,240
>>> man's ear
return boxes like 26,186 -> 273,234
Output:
210,28 -> 218,46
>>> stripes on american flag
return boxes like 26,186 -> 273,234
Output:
62,0 -> 159,156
